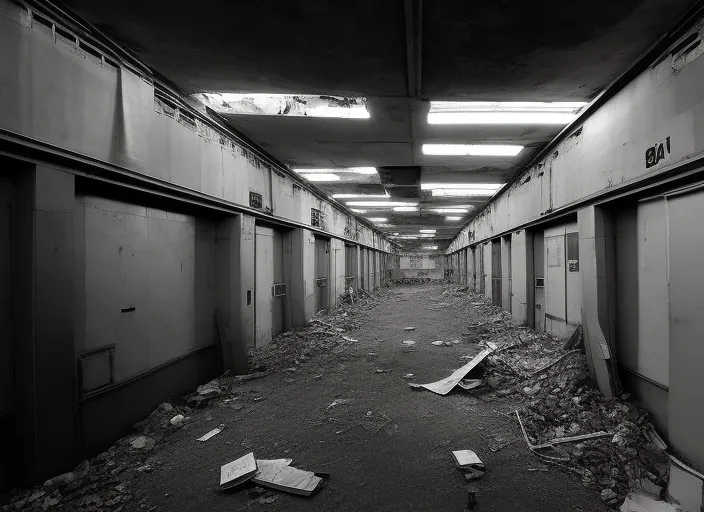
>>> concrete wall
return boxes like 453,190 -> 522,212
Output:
397,253 -> 444,281
75,195 -> 218,382
447,20 -> 704,253
0,175 -> 11,419
0,1 -> 392,254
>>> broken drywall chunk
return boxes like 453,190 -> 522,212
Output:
252,459 -> 324,496
619,493 -> 676,512
409,346 -> 494,395
452,450 -> 484,469
220,453 -> 258,491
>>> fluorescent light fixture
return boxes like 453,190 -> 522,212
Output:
350,209 -> 367,213
393,232 -> 399,235
446,216 -> 463,221
332,193 -> 390,199
347,201 -> 418,207
422,246 -> 439,250
196,93 -> 369,119
432,189 -> 499,197
367,217 -> 388,222
434,208 -> 469,214
294,167 -> 377,175
300,173 -> 339,182
428,101 -> 587,124
420,183 -> 504,191
422,144 -> 523,156
419,229 -> 436,233
393,206 -> 419,212
419,234 -> 435,238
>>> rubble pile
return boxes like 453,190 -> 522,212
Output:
1,402 -> 189,512
249,288 -> 387,372
440,285 -> 670,506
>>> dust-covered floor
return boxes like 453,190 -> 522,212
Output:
128,285 -> 610,512
4,284 -> 617,512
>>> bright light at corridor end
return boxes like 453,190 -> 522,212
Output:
427,101 -> 587,124
422,144 -> 523,156
423,246 -> 439,250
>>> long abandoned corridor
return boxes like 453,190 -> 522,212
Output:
5,285 -> 619,511
3,0 -> 704,509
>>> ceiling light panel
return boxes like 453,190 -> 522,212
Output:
419,229 -> 436,233
428,101 -> 587,124
196,93 -> 370,119
434,208 -> 470,213
294,167 -> 377,175
332,193 -> 390,199
347,201 -> 418,207
446,216 -> 463,221
300,173 -> 339,182
423,246 -> 439,250
393,206 -> 419,212
431,189 -> 498,197
422,144 -> 523,156
367,217 -> 388,222
349,209 -> 367,213
420,183 -> 504,191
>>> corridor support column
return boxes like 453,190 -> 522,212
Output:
14,165 -> 79,482
215,214 -> 254,374
510,230 -> 532,326
578,205 -> 620,397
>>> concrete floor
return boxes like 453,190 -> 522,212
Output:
131,285 -> 609,512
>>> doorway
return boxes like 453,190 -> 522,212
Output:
314,236 -> 330,312
533,231 -> 546,331
254,225 -> 286,347
491,239 -> 502,307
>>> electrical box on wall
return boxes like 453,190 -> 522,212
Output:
535,277 -> 545,288
272,283 -> 287,297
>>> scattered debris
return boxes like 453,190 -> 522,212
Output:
452,450 -> 484,470
375,369 -> 390,374
252,459 -> 325,496
432,340 -> 444,346
197,428 -> 222,442
403,373 -> 414,379
619,493 -> 677,512
249,288 -> 386,371
409,346 -> 495,395
326,398 -> 353,410
219,452 -> 258,491
402,340 -> 416,346
130,435 -> 156,450
457,379 -> 483,391
169,414 -> 185,426
404,327 -> 416,331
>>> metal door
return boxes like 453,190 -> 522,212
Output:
533,232 -> 545,331
504,237 -> 512,313
479,246 -> 485,294
314,237 -> 330,312
491,240 -> 502,307
254,226 -> 285,347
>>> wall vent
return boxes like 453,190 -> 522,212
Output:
535,277 -> 545,288
272,283 -> 287,297
78,345 -> 115,394
249,191 -> 263,209
314,277 -> 328,287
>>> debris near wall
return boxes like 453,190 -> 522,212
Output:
431,285 -> 669,507
248,288 -> 385,372
1,402 -> 188,512
468,320 -> 666,506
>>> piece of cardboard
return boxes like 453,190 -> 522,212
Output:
409,347 -> 493,395
253,459 -> 323,496
452,450 -> 484,469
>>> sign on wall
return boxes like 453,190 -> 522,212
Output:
645,137 -> 671,169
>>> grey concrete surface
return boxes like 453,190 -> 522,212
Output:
127,285 -> 608,512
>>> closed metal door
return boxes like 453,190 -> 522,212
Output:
314,237 -> 330,312
491,240 -> 502,307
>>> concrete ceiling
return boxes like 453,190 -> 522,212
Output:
60,0 -> 695,250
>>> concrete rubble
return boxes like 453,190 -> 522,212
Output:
248,288 -> 388,371
433,285 -> 673,509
